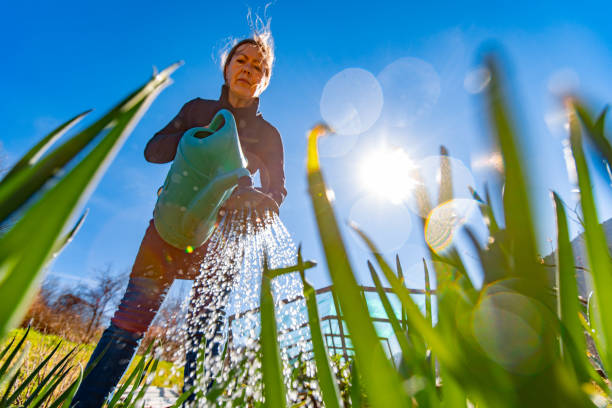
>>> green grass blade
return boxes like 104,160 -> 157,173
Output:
261,256 -> 287,408
396,255 -> 429,362
483,184 -> 501,234
0,103 -> 140,335
351,225 -> 454,366
0,64 -> 178,338
50,209 -> 88,259
423,259 -> 433,327
469,186 -> 500,234
0,367 -> 21,407
355,215 -> 525,406
205,351 -> 250,403
23,345 -> 77,407
575,103 -> 612,181
127,356 -> 159,407
0,336 -> 15,363
368,261 -> 438,406
56,365 -> 83,408
422,259 -> 437,381
0,109 -> 91,184
349,361 -> 363,408
396,255 -> 408,331
302,281 -> 342,408
0,326 -> 29,381
462,225 -> 510,288
359,226 -> 520,406
107,361 -> 143,407
108,341 -> 154,407
306,124 -> 410,407
484,56 -> 547,302
428,248 -> 474,291
298,249 -> 342,408
438,364 -> 467,408
266,259 -> 317,279
367,262 -> 414,370
29,365 -> 72,408
0,342 -> 29,399
2,340 -> 63,406
558,315 -> 608,392
169,388 -> 195,408
329,288 -> 348,359
0,63 -> 180,223
122,356 -> 155,407
552,193 -> 588,367
82,342 -> 108,380
568,100 -> 612,372
135,354 -> 155,388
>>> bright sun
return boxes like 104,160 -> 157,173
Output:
360,147 -> 417,204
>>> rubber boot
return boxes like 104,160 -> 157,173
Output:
71,323 -> 142,408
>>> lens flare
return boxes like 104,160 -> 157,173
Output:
402,258 -> 439,290
424,198 -> 478,253
544,109 -> 570,137
320,68 -> 383,136
377,57 -> 441,127
360,147 -> 417,204
547,68 -> 580,96
470,151 -> 504,174
473,290 -> 546,374
464,67 -> 491,94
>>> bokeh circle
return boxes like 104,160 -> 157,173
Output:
424,198 -> 479,254
472,290 -> 546,374
377,57 -> 441,127
464,66 -> 491,94
320,68 -> 383,136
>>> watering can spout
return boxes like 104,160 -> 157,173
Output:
153,109 -> 249,249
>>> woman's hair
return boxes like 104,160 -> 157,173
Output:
221,17 -> 274,83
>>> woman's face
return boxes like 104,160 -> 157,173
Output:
225,44 -> 269,99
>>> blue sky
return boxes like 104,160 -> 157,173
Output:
2,0 -> 612,294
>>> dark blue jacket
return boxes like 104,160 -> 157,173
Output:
145,85 -> 286,205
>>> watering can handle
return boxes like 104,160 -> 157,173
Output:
208,109 -> 236,133
190,109 -> 237,140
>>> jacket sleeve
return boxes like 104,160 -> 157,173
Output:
144,99 -> 197,163
259,126 -> 287,206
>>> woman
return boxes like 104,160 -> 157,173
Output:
72,32 -> 286,407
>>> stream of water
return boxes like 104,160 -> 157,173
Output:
163,209 -> 320,406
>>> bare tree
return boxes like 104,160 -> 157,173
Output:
77,265 -> 128,342
21,266 -> 128,342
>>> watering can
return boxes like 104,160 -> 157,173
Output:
153,109 -> 250,249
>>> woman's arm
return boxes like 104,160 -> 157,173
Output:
258,126 -> 287,206
144,99 -> 197,163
